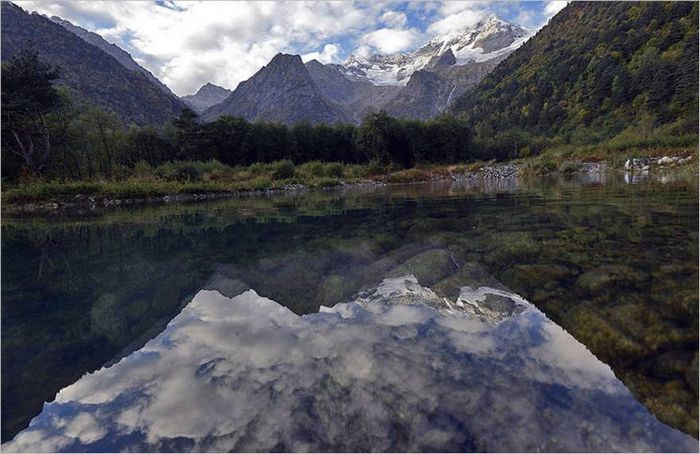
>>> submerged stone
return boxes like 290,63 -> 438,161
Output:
388,248 -> 460,287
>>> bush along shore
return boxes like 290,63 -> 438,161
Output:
3,147 -> 697,213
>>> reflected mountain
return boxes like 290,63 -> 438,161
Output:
4,268 -> 697,452
2,175 -> 698,444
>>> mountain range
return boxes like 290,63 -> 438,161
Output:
339,15 -> 531,86
5,0 -> 694,143
203,14 -> 533,124
1,2 -> 533,126
181,83 -> 232,114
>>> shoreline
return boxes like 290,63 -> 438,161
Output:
2,154 -> 697,214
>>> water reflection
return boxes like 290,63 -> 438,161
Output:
2,173 -> 698,444
5,271 -> 697,452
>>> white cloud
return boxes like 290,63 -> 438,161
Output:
426,6 -> 486,36
16,1 -> 558,95
544,1 -> 568,17
515,10 -> 538,28
19,1 -> 374,95
381,10 -> 407,28
301,43 -> 342,64
358,28 -> 424,55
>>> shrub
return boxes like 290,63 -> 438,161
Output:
198,159 -> 225,173
110,164 -> 134,181
234,176 -> 271,191
133,160 -> 153,178
366,159 -> 385,175
343,164 -> 370,179
309,177 -> 341,188
558,161 -> 580,174
155,162 -> 178,181
325,162 -> 344,178
522,155 -> 557,175
248,162 -> 268,176
176,163 -> 202,182
270,160 -> 295,179
298,161 -> 325,177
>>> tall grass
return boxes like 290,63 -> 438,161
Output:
2,160 -> 376,204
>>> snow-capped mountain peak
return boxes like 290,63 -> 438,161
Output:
341,15 -> 533,86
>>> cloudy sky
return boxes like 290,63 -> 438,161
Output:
17,1 -> 567,96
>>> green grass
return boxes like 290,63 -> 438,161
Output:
3,180 -> 225,204
2,160 -> 375,205
383,168 -> 434,184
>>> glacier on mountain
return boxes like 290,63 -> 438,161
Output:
340,14 -> 534,86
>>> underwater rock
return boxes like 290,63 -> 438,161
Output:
575,265 -> 647,295
482,231 -> 541,267
688,353 -> 699,396
651,352 -> 695,381
502,263 -> 577,295
564,307 -> 645,360
432,262 -> 509,301
575,270 -> 615,293
388,248 -> 460,287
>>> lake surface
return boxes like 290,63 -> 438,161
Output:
2,173 -> 698,452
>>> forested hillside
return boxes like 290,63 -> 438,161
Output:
451,2 -> 698,153
1,2 -> 186,126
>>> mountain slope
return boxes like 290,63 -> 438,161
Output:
305,60 -> 401,123
322,14 -> 532,121
1,2 -> 186,126
451,2 -> 699,141
49,15 -> 176,98
202,53 -> 351,125
382,50 -> 506,120
181,83 -> 232,114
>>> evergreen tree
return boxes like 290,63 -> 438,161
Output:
1,46 -> 62,175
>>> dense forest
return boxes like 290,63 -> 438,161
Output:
451,2 -> 699,155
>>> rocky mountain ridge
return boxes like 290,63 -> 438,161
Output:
205,14 -> 532,124
49,15 -> 176,98
181,83 -> 232,114
7,2 -> 533,126
1,2 -> 186,126
202,53 -> 351,124
339,15 -> 532,86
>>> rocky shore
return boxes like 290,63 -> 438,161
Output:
624,154 -> 694,171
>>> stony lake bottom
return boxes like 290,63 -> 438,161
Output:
1,172 -> 698,452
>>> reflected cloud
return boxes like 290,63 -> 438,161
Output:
4,274 -> 697,452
